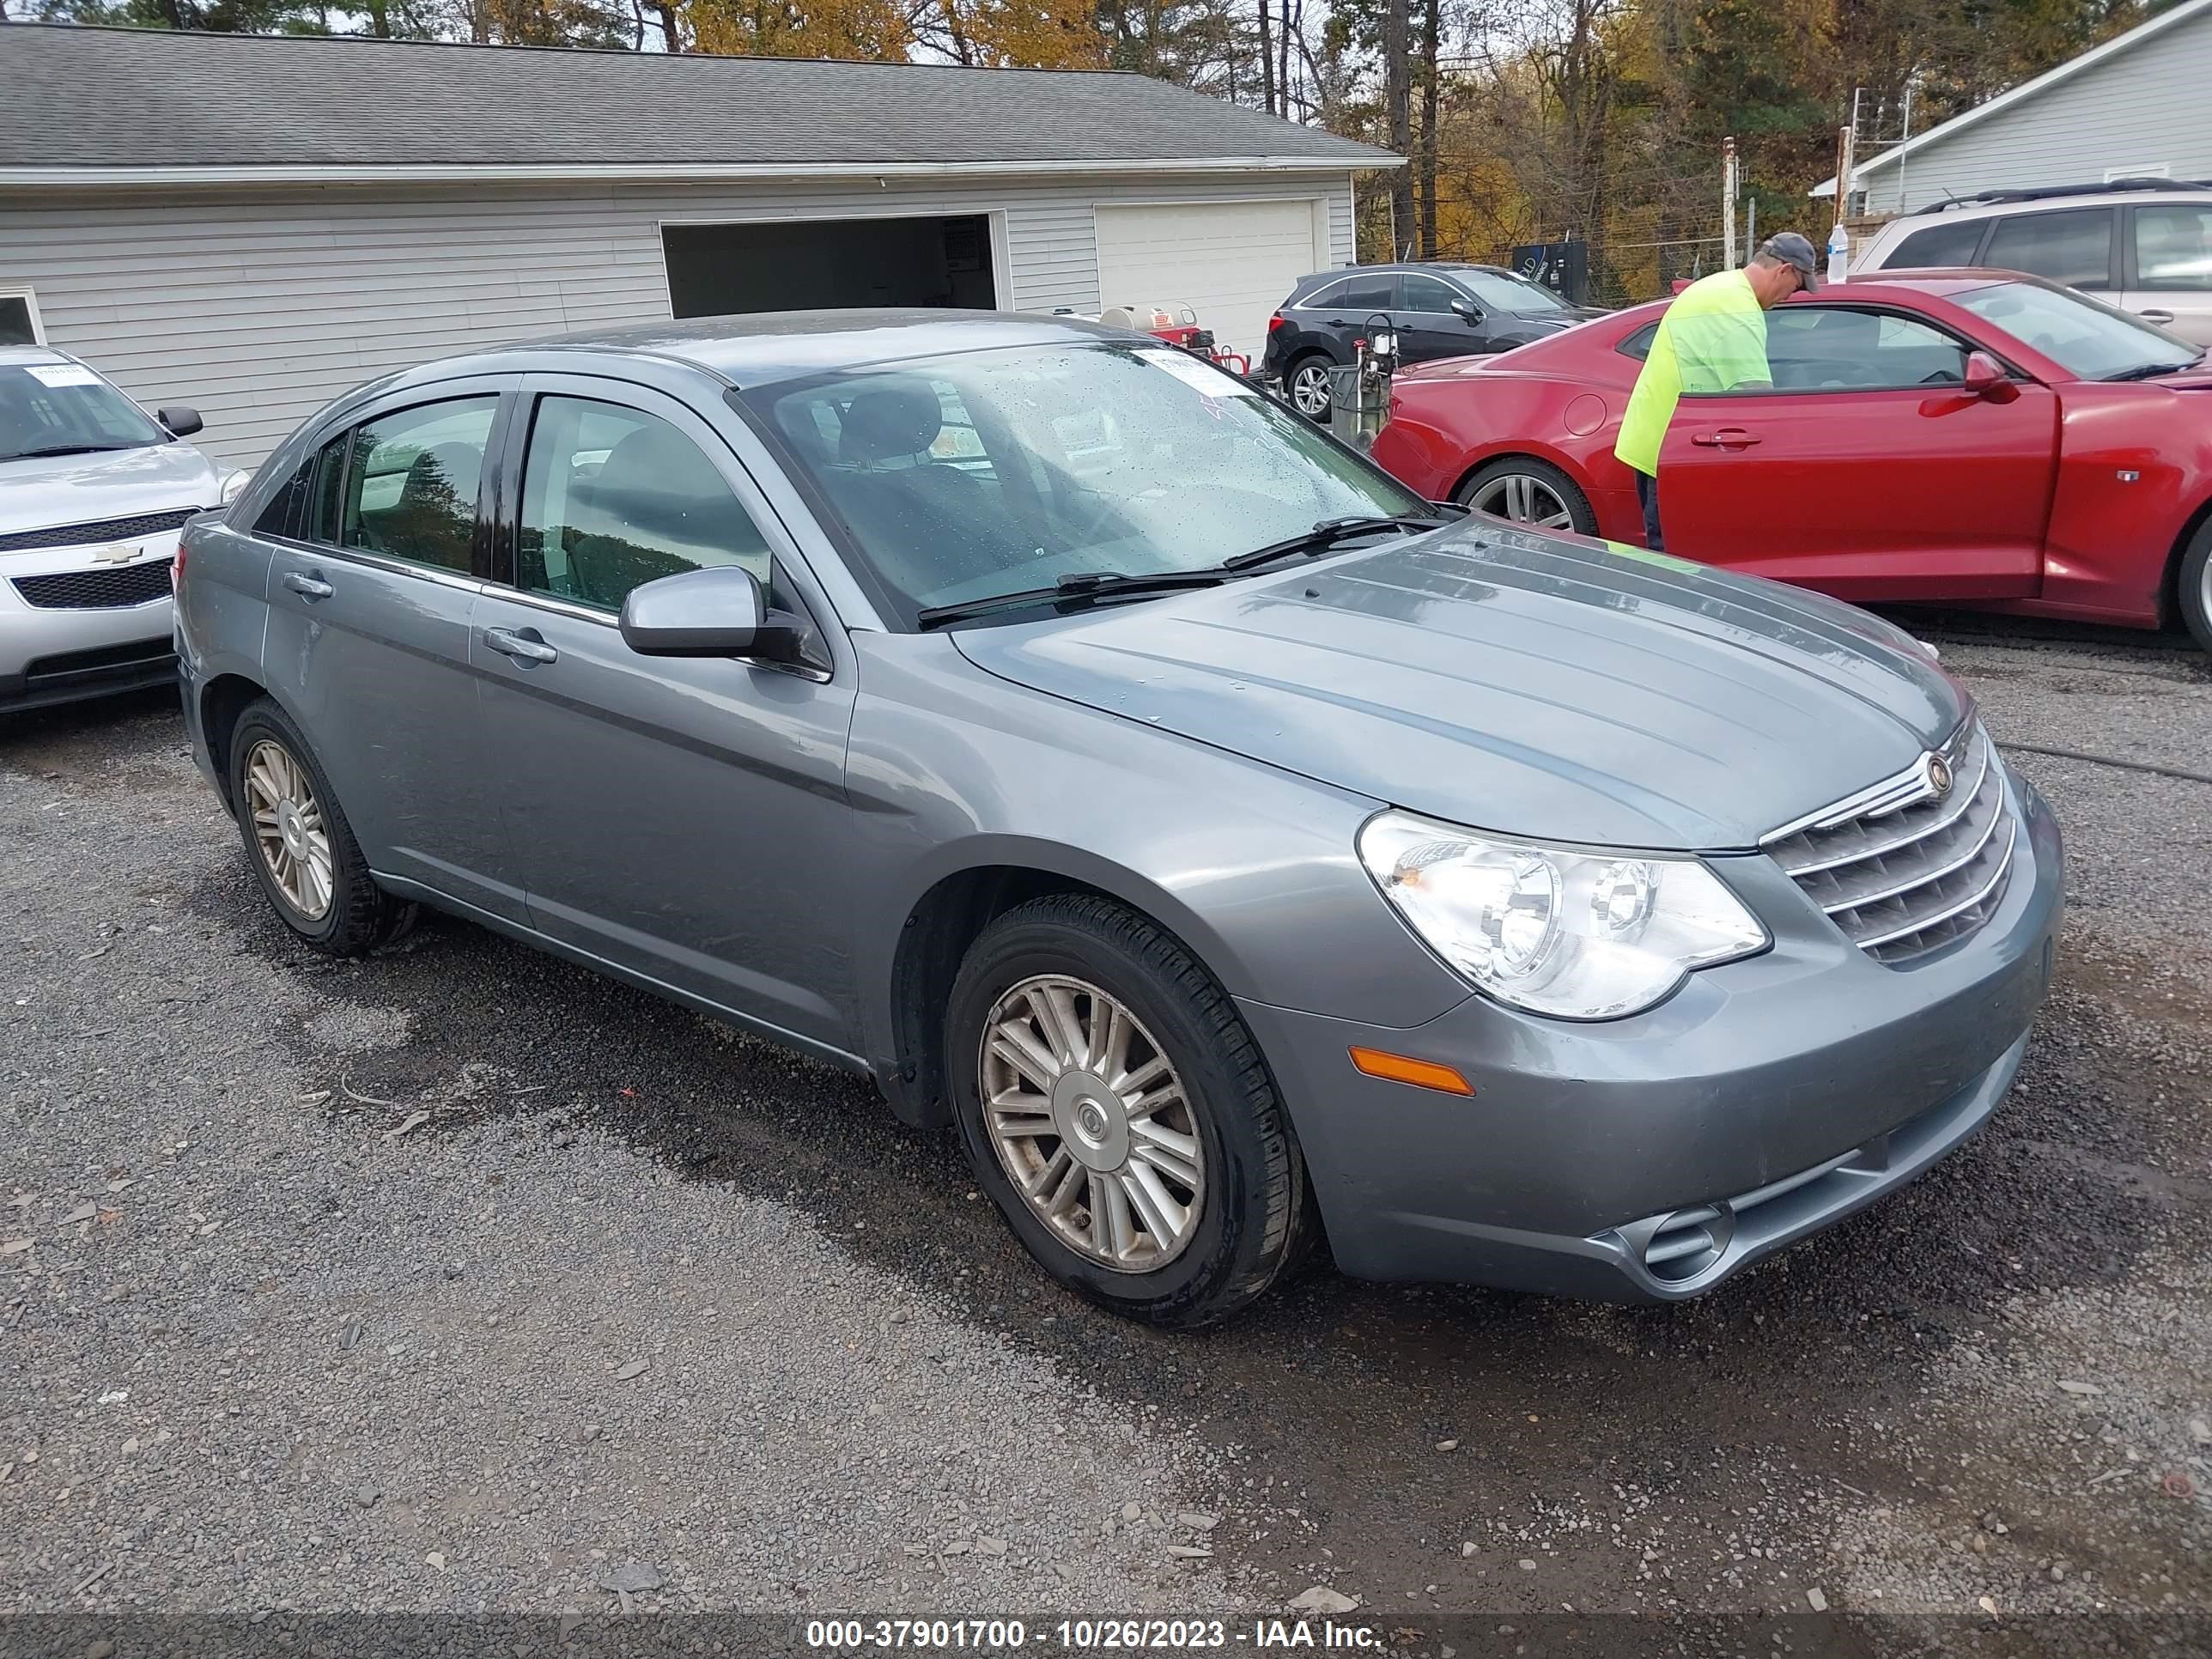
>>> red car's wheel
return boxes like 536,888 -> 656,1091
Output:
2180,517 -> 2212,654
1455,456 -> 1598,536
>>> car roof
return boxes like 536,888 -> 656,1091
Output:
1892,179 -> 2212,221
1292,262 -> 1519,286
0,343 -> 72,368
369,309 -> 1143,394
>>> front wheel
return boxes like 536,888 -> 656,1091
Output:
945,894 -> 1311,1328
1455,455 -> 1599,536
2179,517 -> 2212,654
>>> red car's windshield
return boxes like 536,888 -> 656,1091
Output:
1953,281 -> 2202,381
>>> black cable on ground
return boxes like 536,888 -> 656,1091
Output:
2000,739 -> 2212,787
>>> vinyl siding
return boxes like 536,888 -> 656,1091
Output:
0,171 -> 1354,467
1861,10 -> 2212,214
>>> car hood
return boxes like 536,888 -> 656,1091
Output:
951,524 -> 1966,851
0,441 -> 224,535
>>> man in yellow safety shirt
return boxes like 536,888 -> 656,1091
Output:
1614,231 -> 1821,551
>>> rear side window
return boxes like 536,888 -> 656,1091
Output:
516,395 -> 771,611
2135,204 -> 2212,290
337,397 -> 496,574
1310,273 -> 1397,313
1615,321 -> 1660,361
1882,219 -> 1988,269
1983,208 -> 2114,289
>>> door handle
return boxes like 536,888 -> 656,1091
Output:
282,571 -> 333,599
483,626 -> 557,665
2138,308 -> 2176,324
1689,428 -> 1762,449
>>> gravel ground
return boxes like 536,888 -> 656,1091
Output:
2,617 -> 2208,1633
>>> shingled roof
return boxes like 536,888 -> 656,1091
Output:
1,24 -> 1396,177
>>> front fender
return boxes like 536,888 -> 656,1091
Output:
842,633 -> 1473,1080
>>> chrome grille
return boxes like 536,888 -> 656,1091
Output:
1765,721 -> 2015,965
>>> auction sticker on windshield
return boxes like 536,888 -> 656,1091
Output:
27,363 -> 101,388
1135,348 -> 1255,395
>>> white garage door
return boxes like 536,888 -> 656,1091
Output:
1094,200 -> 1324,361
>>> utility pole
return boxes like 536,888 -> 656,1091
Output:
1745,195 -> 1757,254
1722,137 -> 1738,268
1834,123 -> 1856,226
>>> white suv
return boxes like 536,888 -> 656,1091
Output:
0,347 -> 245,714
1854,179 -> 2212,344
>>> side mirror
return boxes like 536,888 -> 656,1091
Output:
1962,352 -> 2016,401
157,405 -> 204,437
621,564 -> 791,659
1450,299 -> 1484,326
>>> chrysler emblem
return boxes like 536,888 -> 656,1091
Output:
88,541 -> 145,565
1927,754 -> 1954,799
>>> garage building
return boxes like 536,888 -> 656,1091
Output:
1,25 -> 1394,466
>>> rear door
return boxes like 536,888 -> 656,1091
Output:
1655,303 -> 2057,600
2124,200 -> 2212,345
468,373 -> 860,1047
259,379 -> 522,920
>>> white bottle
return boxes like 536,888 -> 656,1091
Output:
1826,222 -> 1850,284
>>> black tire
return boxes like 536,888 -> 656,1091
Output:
945,893 -> 1311,1328
2179,516 -> 2212,655
228,697 -> 416,957
1285,353 -> 1335,424
1454,454 -> 1600,536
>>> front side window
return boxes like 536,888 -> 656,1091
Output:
2135,204 -> 2212,291
517,396 -> 771,611
338,397 -> 495,574
1400,274 -> 1468,316
254,450 -> 317,539
1983,208 -> 2114,289
0,362 -> 170,463
750,340 -> 1427,624
1757,307 -> 1972,390
1954,279 -> 2200,380
1884,219 -> 1989,270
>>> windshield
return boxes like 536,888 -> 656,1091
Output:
1952,281 -> 2200,380
0,362 -> 171,463
749,341 -> 1429,625
1460,270 -> 1572,315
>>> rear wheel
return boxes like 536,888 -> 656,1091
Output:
2179,517 -> 2212,654
228,698 -> 416,956
1455,455 -> 1599,536
946,894 -> 1310,1328
1285,355 -> 1334,422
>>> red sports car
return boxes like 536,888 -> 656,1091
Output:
1370,270 -> 2212,650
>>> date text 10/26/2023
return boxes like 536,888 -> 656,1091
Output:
803,1618 -> 1386,1650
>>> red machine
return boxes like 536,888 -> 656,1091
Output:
1099,302 -> 1253,377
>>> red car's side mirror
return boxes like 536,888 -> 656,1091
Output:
1963,351 -> 2017,401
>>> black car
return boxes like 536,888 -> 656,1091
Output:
1261,263 -> 1607,420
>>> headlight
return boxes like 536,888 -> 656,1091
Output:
218,468 -> 252,505
1358,811 -> 1768,1019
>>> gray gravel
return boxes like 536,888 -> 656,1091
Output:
3,614 -> 2209,1624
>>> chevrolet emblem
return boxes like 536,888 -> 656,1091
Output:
88,542 -> 145,565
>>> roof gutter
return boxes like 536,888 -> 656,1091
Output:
0,155 -> 1403,189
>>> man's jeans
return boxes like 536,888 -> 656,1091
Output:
1636,470 -> 1664,552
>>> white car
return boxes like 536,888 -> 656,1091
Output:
0,346 -> 245,714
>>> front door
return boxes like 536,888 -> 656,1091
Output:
1655,304 -> 2058,601
469,374 -> 860,1048
259,381 -> 523,921
1395,271 -> 1492,362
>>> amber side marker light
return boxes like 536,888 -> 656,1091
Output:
1348,1047 -> 1476,1096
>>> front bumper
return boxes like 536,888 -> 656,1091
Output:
0,580 -> 177,714
1239,773 -> 2063,1302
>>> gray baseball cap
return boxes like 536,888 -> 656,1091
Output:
1759,231 -> 1822,289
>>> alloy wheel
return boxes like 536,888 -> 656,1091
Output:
1290,362 -> 1333,418
243,738 -> 334,921
1469,471 -> 1577,529
978,975 -> 1206,1273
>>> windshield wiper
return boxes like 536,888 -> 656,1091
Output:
915,568 -> 1231,629
1220,513 -> 1449,573
9,442 -> 137,459
2105,354 -> 2206,382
